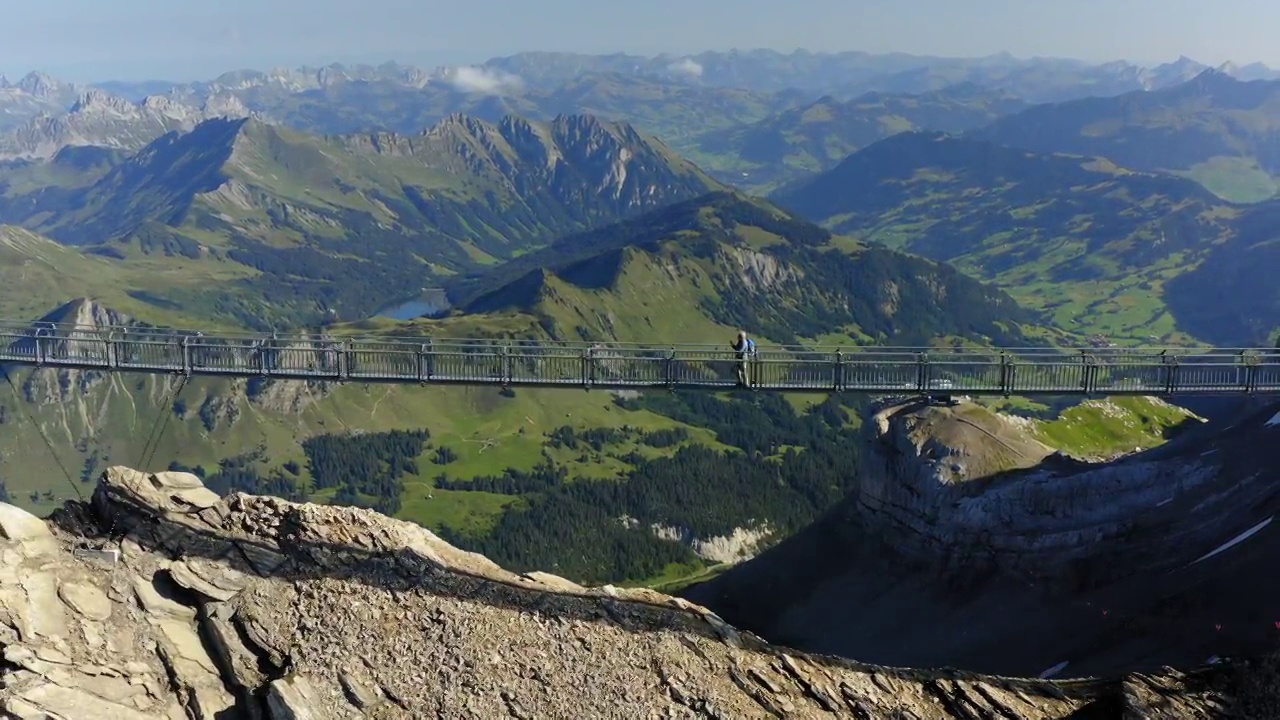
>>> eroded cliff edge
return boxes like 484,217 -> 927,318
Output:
0,464 -> 1251,718
686,397 -> 1280,685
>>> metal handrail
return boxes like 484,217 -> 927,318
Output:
0,318 -> 1267,354
0,323 -> 1276,396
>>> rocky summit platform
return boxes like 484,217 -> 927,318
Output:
0,466 -> 1269,718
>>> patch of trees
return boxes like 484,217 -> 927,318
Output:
190,450 -> 308,503
435,391 -> 867,584
301,429 -> 429,516
0,478 -> 9,503
545,425 -> 690,452
80,450 -> 103,484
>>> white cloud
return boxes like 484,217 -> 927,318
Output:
444,66 -> 522,94
667,58 -> 703,78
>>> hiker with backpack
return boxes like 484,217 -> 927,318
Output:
732,330 -> 756,387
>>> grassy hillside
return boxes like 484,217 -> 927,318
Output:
689,85 -> 1027,192
452,191 -> 1040,348
0,114 -> 720,330
770,131 -> 1260,345
969,70 -> 1280,203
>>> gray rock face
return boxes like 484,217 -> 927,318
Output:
688,398 -> 1280,681
0,464 -> 1244,718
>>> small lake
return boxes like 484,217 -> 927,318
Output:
375,289 -> 451,321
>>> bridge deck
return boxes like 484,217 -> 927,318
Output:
1,322 -> 1278,396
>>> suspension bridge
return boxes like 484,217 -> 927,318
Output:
1,319 -> 1278,396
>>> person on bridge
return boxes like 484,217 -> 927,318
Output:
732,330 -> 756,387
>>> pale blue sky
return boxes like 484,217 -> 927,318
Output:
5,0 -> 1274,82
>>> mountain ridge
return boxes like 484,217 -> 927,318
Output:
768,130 -> 1272,344
690,85 -> 1029,191
967,69 -> 1280,202
0,112 -> 720,329
448,190 -> 1040,348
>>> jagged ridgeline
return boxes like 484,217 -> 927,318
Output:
0,187 -> 1052,588
0,112 -> 720,330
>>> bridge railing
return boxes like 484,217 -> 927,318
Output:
0,323 -> 1278,394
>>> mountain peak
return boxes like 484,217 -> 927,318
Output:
16,70 -> 63,98
69,88 -> 132,114
37,297 -> 130,329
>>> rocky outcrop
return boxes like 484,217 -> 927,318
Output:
4,465 -> 1237,718
688,398 -> 1280,681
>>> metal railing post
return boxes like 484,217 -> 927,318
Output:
666,348 -> 676,390
181,336 -> 192,377
916,352 -> 929,393
339,341 -> 351,381
834,350 -> 843,392
34,329 -> 45,366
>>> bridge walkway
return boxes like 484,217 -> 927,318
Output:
2,321 -> 1278,396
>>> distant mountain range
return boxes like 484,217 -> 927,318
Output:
690,83 -> 1029,192
0,49 -> 1276,164
969,68 -> 1280,202
0,113 -> 717,329
771,130 -> 1280,345
1,49 -> 1279,345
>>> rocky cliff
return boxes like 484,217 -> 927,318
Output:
686,397 -> 1280,684
2,465 -> 1258,718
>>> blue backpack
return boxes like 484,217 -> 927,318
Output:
744,337 -> 756,354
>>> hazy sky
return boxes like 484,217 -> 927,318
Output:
4,0 -> 1274,82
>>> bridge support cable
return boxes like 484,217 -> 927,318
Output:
134,373 -> 190,474
0,363 -> 84,502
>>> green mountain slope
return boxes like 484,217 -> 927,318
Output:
770,131 -> 1252,344
451,191 -> 1039,347
1163,203 -> 1280,344
0,114 -> 720,329
968,70 -> 1280,203
690,85 -> 1027,192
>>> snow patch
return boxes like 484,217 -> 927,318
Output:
1190,516 -> 1274,566
1266,411 -> 1280,428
